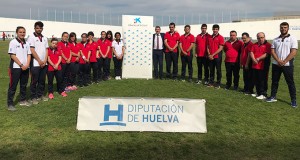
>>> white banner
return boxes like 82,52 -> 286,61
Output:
77,97 -> 207,133
122,15 -> 153,79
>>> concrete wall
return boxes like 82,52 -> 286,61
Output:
1,17 -> 300,40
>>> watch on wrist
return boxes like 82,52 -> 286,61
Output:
19,64 -> 24,67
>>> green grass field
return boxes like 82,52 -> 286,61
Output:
0,40 -> 299,160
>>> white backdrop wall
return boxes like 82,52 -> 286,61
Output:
0,17 -> 122,39
160,19 -> 300,40
1,17 -> 300,40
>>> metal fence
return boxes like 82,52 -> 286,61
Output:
3,8 -> 286,26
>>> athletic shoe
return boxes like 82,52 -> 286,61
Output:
207,83 -> 214,87
224,86 -> 230,90
61,92 -> 68,97
204,81 -> 209,85
7,105 -> 16,111
181,79 -> 186,82
196,80 -> 202,84
244,92 -> 252,95
256,95 -> 266,100
266,97 -> 277,102
48,93 -> 54,99
291,101 -> 297,108
188,79 -> 193,83
42,96 -> 49,101
72,85 -> 78,90
251,93 -> 257,97
67,86 -> 74,91
115,76 -> 119,80
19,101 -> 32,106
30,99 -> 39,105
65,87 -> 71,92
215,85 -> 221,89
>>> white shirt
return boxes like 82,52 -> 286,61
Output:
271,34 -> 298,66
112,40 -> 124,57
154,34 -> 163,50
27,32 -> 49,67
8,38 -> 31,68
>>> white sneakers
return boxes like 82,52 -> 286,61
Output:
256,95 -> 266,100
250,93 -> 266,100
115,76 -> 122,80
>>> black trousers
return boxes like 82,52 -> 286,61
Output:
253,69 -> 265,96
61,63 -> 71,88
263,64 -> 270,94
103,58 -> 111,78
113,57 -> 123,77
209,57 -> 222,85
196,57 -> 209,81
225,62 -> 240,87
78,63 -> 89,86
7,68 -> 29,106
243,66 -> 254,93
70,62 -> 79,86
97,58 -> 103,81
30,66 -> 47,99
153,49 -> 164,79
181,54 -> 193,79
271,64 -> 296,101
47,70 -> 63,94
165,52 -> 178,78
90,62 -> 98,82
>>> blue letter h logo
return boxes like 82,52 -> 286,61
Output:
100,104 -> 126,126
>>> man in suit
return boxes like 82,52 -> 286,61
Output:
153,26 -> 165,79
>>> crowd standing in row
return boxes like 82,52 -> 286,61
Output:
154,22 -> 297,108
6,21 -> 297,111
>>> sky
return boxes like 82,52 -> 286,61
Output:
0,0 -> 299,25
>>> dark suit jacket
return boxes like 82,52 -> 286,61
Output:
153,33 -> 165,51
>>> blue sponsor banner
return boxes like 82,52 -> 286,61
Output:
77,97 -> 207,133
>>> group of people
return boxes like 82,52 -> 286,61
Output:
7,21 -> 125,111
6,20 -> 297,111
154,22 -> 297,108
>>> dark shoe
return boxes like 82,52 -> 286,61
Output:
225,85 -> 230,90
266,97 -> 277,103
291,101 -> 297,108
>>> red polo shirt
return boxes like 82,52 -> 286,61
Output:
97,39 -> 112,58
57,41 -> 71,64
179,33 -> 195,56
86,41 -> 98,63
69,42 -> 80,63
207,34 -> 225,59
224,39 -> 243,63
48,48 -> 62,71
195,33 -> 211,57
251,42 -> 271,70
164,31 -> 180,53
77,42 -> 91,64
240,41 -> 253,66
107,39 -> 113,59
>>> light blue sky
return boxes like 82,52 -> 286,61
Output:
0,0 -> 299,25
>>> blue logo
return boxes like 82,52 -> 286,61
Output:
99,104 -> 126,126
134,17 -> 141,23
